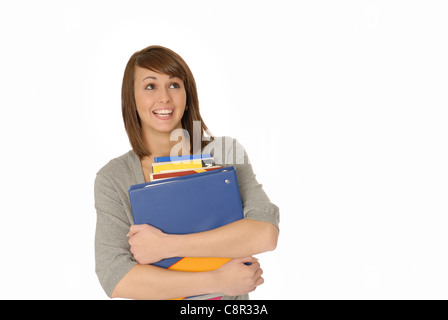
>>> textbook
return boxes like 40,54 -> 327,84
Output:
128,167 -> 244,298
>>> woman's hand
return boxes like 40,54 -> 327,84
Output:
128,224 -> 173,264
212,257 -> 264,296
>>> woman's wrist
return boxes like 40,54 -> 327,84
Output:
204,269 -> 223,294
164,233 -> 184,258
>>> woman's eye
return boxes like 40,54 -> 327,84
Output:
169,82 -> 180,89
145,84 -> 155,90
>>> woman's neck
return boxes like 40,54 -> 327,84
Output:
142,128 -> 189,159
139,127 -> 190,183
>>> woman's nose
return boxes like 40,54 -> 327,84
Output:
158,86 -> 171,103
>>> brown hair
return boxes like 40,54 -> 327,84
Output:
121,45 -> 213,159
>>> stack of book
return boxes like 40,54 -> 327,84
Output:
150,153 -> 222,181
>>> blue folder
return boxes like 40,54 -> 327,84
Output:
154,153 -> 212,163
128,166 -> 244,269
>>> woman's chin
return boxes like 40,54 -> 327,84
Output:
147,122 -> 183,135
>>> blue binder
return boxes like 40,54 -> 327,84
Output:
128,166 -> 244,269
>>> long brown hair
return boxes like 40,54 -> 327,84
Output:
121,45 -> 213,159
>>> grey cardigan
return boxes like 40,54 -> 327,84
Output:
94,136 -> 280,299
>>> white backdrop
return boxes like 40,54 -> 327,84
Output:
1,0 -> 447,299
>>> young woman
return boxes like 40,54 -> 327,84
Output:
94,45 -> 279,300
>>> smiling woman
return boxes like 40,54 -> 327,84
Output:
135,69 -> 186,133
94,45 -> 279,300
121,46 -> 212,159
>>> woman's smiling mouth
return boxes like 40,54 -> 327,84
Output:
152,109 -> 174,119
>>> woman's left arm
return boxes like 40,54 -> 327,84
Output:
128,138 -> 280,264
175,218 -> 278,258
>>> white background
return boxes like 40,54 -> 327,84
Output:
1,0 -> 447,299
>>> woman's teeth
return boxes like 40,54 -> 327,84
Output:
153,109 -> 173,117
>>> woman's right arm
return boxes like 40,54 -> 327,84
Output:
111,257 -> 263,300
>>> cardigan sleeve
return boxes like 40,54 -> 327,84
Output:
94,172 -> 137,297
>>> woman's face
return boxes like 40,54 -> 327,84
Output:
134,66 -> 187,135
